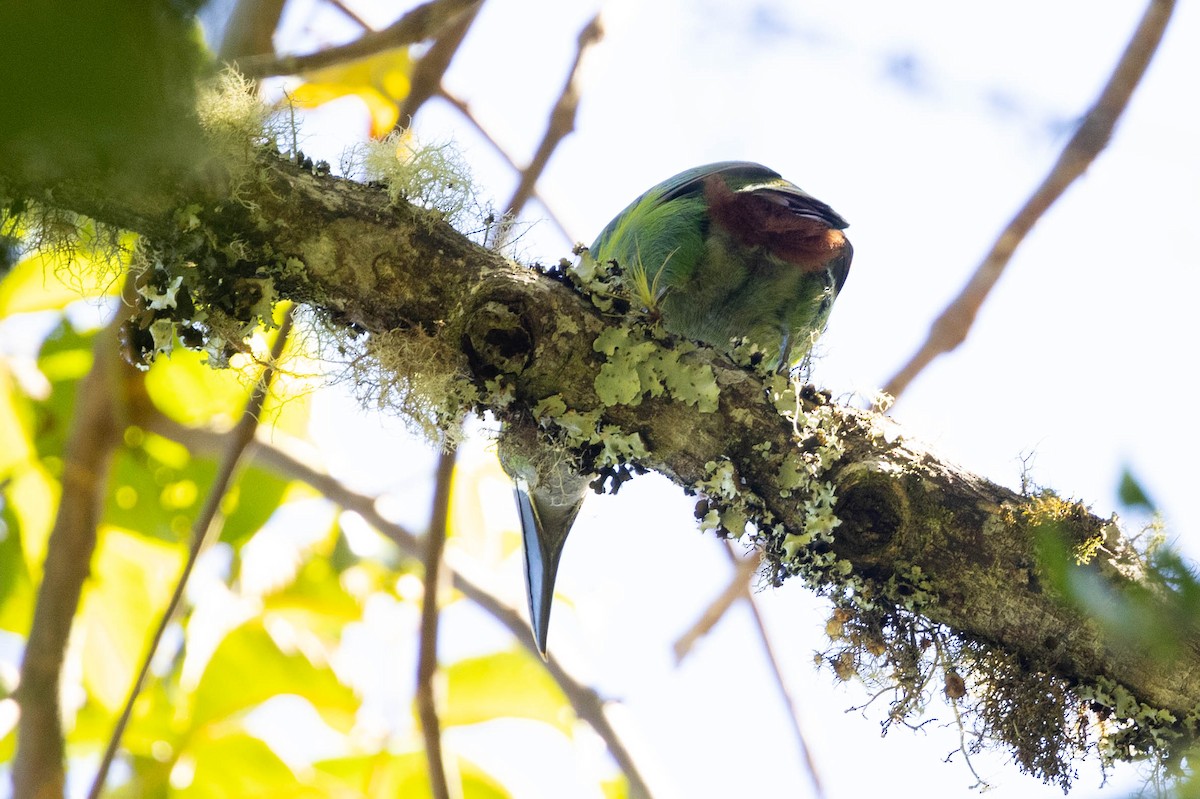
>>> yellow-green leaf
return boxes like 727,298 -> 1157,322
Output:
191,620 -> 357,733
0,230 -> 128,315
314,751 -> 510,799
9,462 -> 58,578
76,526 -> 184,711
0,367 -> 34,475
441,649 -> 573,733
290,48 -> 413,138
180,731 -> 318,799
143,344 -> 251,427
0,500 -> 35,634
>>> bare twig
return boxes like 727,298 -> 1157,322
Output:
497,13 -> 603,244
727,542 -> 824,799
416,446 -> 457,799
395,0 -> 483,125
13,313 -> 127,798
438,90 -> 520,173
142,416 -> 657,799
672,542 -> 824,797
672,547 -> 760,663
86,310 -> 295,799
325,0 -> 372,31
235,0 -> 481,79
438,88 -> 574,244
881,0 -> 1175,404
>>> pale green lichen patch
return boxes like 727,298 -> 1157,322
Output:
568,246 -> 619,313
594,424 -> 649,467
695,459 -> 754,538
524,394 -> 650,472
592,326 -> 719,412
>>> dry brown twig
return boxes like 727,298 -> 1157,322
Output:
881,0 -> 1175,404
416,446 -> 458,799
395,0 -> 483,124
672,544 -> 824,798
672,547 -> 760,663
498,13 -> 604,245
234,0 -> 482,79
726,543 -> 824,799
325,0 -> 372,31
438,88 -> 573,243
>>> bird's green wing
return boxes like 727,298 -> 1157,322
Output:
589,163 -> 768,309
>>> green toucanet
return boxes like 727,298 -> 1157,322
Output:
502,161 -> 853,657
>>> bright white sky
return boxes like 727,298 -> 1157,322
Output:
206,0 -> 1200,796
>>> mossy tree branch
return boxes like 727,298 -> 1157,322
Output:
4,150 -> 1197,788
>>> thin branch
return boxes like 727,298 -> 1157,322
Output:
395,0 -> 483,125
235,0 -> 481,79
141,415 -> 658,799
672,542 -> 824,797
325,0 -> 372,31
727,543 -> 824,799
13,309 -> 127,798
437,88 -> 573,243
881,0 -> 1175,404
498,13 -> 603,244
438,90 -> 522,174
672,546 -> 759,663
86,310 -> 295,799
416,446 -> 457,799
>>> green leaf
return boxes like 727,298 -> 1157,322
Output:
77,526 -> 185,711
190,620 -> 357,733
104,433 -> 199,543
72,681 -> 179,796
0,2 -> 210,189
103,429 -> 291,547
8,462 -> 59,580
0,230 -> 127,316
143,345 -> 254,427
180,731 -> 318,799
0,366 -> 36,475
0,498 -> 35,635
1117,468 -> 1156,512
34,320 -> 95,461
1036,525 -> 1200,662
220,465 -> 292,547
314,751 -> 510,799
261,552 -> 363,639
440,649 -> 572,733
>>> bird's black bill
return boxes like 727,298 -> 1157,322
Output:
514,484 -> 576,659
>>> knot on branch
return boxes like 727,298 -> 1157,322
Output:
462,299 -> 532,379
832,462 -> 909,557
